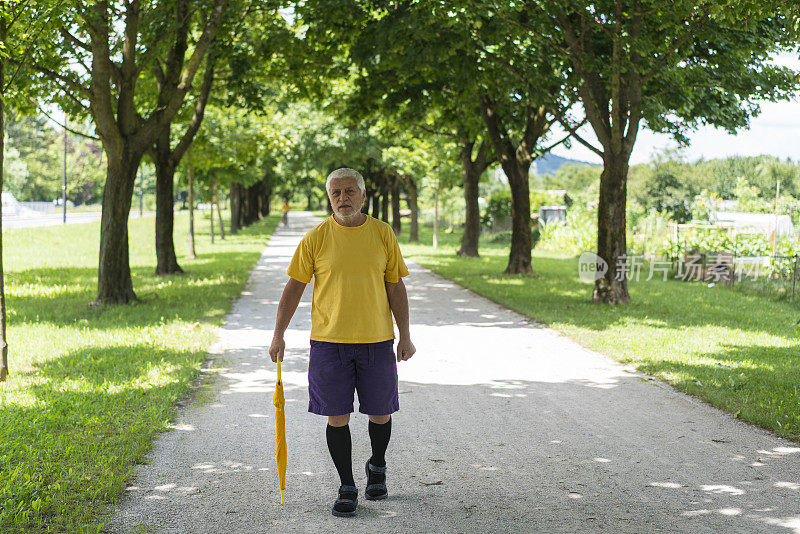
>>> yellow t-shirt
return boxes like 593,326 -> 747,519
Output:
286,215 -> 409,343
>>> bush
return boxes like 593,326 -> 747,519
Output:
485,227 -> 541,250
537,203 -> 597,254
530,190 -> 566,213
481,189 -> 512,229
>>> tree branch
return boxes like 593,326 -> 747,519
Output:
475,43 -> 531,86
610,0 -> 624,155
570,130 -> 604,158
151,59 -> 165,89
475,139 -> 491,171
8,59 -> 90,97
161,0 -> 190,95
556,10 -> 611,149
417,124 -> 458,138
59,27 -> 91,52
138,0 -> 230,149
4,0 -> 71,91
521,103 -> 552,154
117,0 -> 141,134
173,55 -> 216,162
479,93 -> 515,161
6,0 -> 33,32
487,2 -> 569,55
86,1 -> 120,145
32,99 -> 98,139
536,118 -> 589,156
624,7 -> 644,154
641,4 -> 712,86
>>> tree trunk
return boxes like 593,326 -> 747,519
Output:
56,0 -> 228,305
261,186 -> 268,217
400,175 -> 419,243
480,95 -> 540,274
241,183 -> 254,226
457,140 -> 490,257
363,188 -> 373,214
390,174 -> 401,235
153,128 -> 183,275
243,182 -> 262,225
96,151 -> 140,304
0,30 -> 8,381
458,167 -> 481,257
260,172 -> 272,217
503,160 -> 533,274
371,191 -> 381,219
153,51 -> 215,272
188,159 -> 196,259
210,200 -> 215,244
240,185 -> 251,226
230,182 -> 243,234
593,154 -> 631,303
186,161 -> 197,259
262,190 -> 271,216
214,182 -> 225,240
381,183 -> 390,223
555,9 -> 642,302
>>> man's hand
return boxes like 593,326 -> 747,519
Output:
396,337 -> 416,362
269,277 -> 307,363
269,336 -> 285,362
386,279 -> 414,362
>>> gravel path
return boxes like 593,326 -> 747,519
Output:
104,211 -> 800,533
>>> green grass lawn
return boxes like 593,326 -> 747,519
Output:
399,224 -> 800,442
0,210 -> 278,533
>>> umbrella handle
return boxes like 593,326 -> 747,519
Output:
277,351 -> 282,383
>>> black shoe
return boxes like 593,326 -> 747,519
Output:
331,485 -> 358,517
365,459 -> 388,501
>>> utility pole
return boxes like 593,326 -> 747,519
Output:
62,117 -> 67,224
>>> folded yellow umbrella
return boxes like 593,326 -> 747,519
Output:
273,354 -> 287,503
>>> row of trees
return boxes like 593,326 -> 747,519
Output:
0,1 -> 798,381
293,0 -> 799,305
0,0 -> 297,379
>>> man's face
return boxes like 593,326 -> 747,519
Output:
328,177 -> 366,219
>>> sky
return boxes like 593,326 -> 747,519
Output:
550,52 -> 800,166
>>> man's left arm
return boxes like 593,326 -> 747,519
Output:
385,278 -> 416,362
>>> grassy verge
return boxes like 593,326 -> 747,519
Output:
0,209 -> 278,533
400,224 -> 800,442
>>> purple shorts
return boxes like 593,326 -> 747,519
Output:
308,339 -> 399,416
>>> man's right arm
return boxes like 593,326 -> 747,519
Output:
269,277 -> 307,362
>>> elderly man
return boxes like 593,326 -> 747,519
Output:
269,167 -> 416,518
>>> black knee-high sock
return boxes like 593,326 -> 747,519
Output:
326,424 -> 355,487
368,418 -> 392,467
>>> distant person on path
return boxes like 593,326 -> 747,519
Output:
269,167 -> 416,518
281,200 -> 290,226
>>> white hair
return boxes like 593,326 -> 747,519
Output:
326,167 -> 365,193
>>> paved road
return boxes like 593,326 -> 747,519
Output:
3,211 -> 152,229
104,211 -> 800,533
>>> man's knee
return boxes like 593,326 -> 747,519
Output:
328,414 -> 350,427
368,414 -> 391,424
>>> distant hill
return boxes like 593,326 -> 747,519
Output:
532,153 -> 598,175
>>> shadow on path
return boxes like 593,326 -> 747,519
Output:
103,212 -> 800,534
